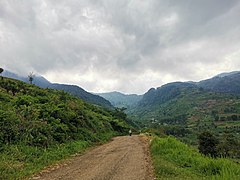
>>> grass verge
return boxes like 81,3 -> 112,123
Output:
0,132 -> 115,179
150,136 -> 240,180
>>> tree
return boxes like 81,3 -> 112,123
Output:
0,68 -> 3,80
198,131 -> 219,157
28,72 -> 34,84
217,134 -> 240,158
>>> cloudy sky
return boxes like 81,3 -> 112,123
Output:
1,0 -> 240,94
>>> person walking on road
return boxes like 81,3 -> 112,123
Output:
129,129 -> 132,136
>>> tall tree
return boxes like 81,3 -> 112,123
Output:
28,72 -> 34,84
0,68 -> 3,80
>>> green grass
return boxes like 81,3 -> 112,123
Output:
150,136 -> 240,180
0,140 -> 90,179
0,131 -> 116,180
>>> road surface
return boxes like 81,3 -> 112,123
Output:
32,135 -> 155,180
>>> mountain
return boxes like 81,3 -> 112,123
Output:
137,82 -> 196,108
214,71 -> 240,78
197,71 -> 240,95
97,91 -> 143,108
129,72 -> 240,140
2,70 -> 51,88
130,84 -> 240,140
2,70 -> 113,108
51,84 -> 113,109
134,71 -> 240,112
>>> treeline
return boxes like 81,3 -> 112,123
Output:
0,77 -> 129,148
144,125 -> 240,159
214,115 -> 240,121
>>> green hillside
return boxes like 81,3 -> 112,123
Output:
130,86 -> 240,144
0,77 -> 129,179
50,83 -> 113,109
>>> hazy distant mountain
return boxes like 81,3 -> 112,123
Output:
197,71 -> 240,95
2,70 -> 113,108
97,91 -> 143,108
2,70 -> 51,88
214,71 -> 240,78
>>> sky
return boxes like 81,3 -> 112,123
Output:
1,0 -> 240,94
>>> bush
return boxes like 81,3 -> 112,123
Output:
198,131 -> 218,157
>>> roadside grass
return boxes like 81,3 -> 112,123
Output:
0,132 -> 115,180
150,136 -> 240,180
0,141 -> 89,179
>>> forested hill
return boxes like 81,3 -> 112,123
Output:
129,71 -> 240,127
137,82 -> 196,107
0,77 -> 129,148
130,84 -> 240,143
2,70 -> 113,109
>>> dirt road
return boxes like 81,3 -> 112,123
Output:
32,135 -> 155,180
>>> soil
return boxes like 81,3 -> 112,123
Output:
31,135 -> 155,180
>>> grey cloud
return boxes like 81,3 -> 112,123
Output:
1,0 -> 240,93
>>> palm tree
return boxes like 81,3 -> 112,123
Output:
28,72 -> 34,84
0,68 -> 3,80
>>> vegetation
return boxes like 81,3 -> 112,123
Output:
130,86 -> 240,145
0,77 -> 130,179
0,140 -> 90,179
150,136 -> 240,180
198,131 -> 219,157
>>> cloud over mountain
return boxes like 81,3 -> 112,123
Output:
1,0 -> 240,94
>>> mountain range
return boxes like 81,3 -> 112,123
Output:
2,70 -> 113,109
126,71 -> 240,143
98,71 -> 240,109
197,71 -> 240,94
2,70 -> 240,112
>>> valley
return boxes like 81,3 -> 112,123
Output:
100,72 -> 240,146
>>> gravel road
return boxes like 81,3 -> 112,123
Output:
32,135 -> 155,180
